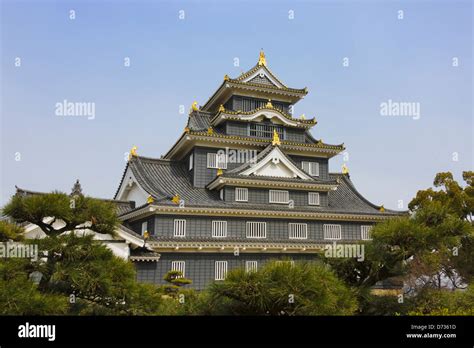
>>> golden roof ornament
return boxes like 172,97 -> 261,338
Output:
258,50 -> 267,67
146,195 -> 154,204
266,99 -> 273,108
224,74 -> 230,81
207,127 -> 214,135
272,129 -> 281,146
129,146 -> 138,159
342,163 -> 349,174
184,126 -> 190,133
171,194 -> 180,205
143,230 -> 150,240
300,114 -> 306,120
191,101 -> 199,112
218,104 -> 225,112
379,205 -> 386,213
216,168 -> 223,176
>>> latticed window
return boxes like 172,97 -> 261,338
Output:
245,261 -> 258,273
171,261 -> 185,277
215,261 -> 227,280
289,223 -> 308,239
269,190 -> 289,204
324,224 -> 342,240
207,153 -> 227,169
246,222 -> 266,238
173,219 -> 186,237
308,192 -> 320,206
212,221 -> 227,238
249,123 -> 285,139
302,161 -> 319,176
361,225 -> 373,240
235,187 -> 248,202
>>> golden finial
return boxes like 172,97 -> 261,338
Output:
146,195 -> 154,204
300,114 -> 306,120
184,127 -> 190,133
272,129 -> 281,146
217,168 -> 223,176
224,74 -> 230,81
258,50 -> 267,66
191,101 -> 199,112
318,139 -> 323,145
218,104 -> 225,112
129,146 -> 138,159
207,127 -> 214,135
266,99 -> 273,108
171,194 -> 180,205
379,205 -> 385,212
342,163 -> 349,174
143,231 -> 150,240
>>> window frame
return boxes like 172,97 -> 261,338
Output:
246,221 -> 267,239
235,187 -> 249,202
173,219 -> 186,237
289,223 -> 308,240
269,189 -> 290,204
212,220 -> 228,238
323,224 -> 342,240
308,192 -> 320,206
215,261 -> 228,280
302,161 -> 320,177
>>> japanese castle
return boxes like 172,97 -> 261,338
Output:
14,52 -> 403,290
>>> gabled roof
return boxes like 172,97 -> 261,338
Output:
186,110 -> 213,131
227,144 -> 312,179
207,144 -> 339,191
201,52 -> 308,112
114,152 -> 404,220
114,155 -> 220,205
234,63 -> 289,88
210,105 -> 316,129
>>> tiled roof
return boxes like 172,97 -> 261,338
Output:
328,174 -> 401,215
125,156 -> 221,205
187,111 -> 212,131
117,154 -> 403,217
129,247 -> 161,261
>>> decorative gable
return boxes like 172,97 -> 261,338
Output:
240,67 -> 286,89
247,73 -> 278,87
239,146 -> 312,179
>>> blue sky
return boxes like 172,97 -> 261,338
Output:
1,0 -> 472,209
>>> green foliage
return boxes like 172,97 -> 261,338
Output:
0,258 -> 69,315
407,285 -> 474,316
3,192 -> 118,237
161,270 -> 193,297
332,172 -> 474,292
0,220 -> 25,242
359,293 -> 408,316
203,261 -> 357,315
